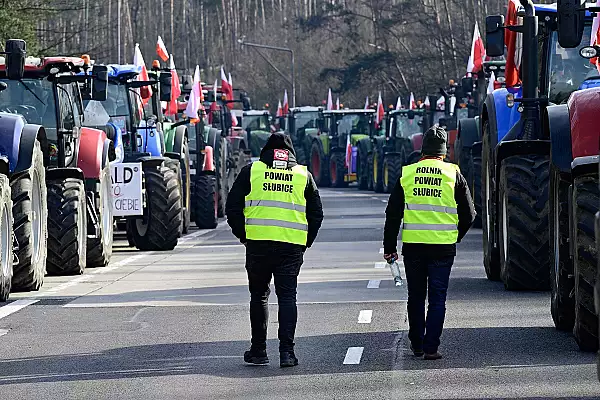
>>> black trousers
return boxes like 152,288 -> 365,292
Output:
245,241 -> 304,352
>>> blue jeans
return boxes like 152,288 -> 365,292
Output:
403,255 -> 454,354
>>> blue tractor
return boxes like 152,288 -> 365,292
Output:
83,64 -> 183,251
481,1 -> 598,291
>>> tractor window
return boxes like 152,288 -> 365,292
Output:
395,115 -> 423,137
243,115 -> 269,131
84,82 -> 132,133
0,78 -> 56,139
336,114 -> 373,137
57,84 -> 76,132
292,112 -> 319,132
548,26 -> 598,104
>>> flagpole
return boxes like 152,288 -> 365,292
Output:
117,0 -> 121,63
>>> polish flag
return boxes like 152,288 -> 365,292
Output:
227,72 -> 238,126
436,95 -> 445,111
364,96 -> 369,110
276,100 -> 283,117
423,96 -> 430,108
409,92 -> 416,110
283,90 -> 289,115
505,0 -> 523,87
327,89 -> 333,110
487,72 -> 496,95
221,67 -> 233,109
156,36 -> 169,62
376,92 -> 384,127
395,96 -> 402,110
591,3 -> 600,72
133,43 -> 152,103
184,65 -> 201,121
466,23 -> 485,74
345,130 -> 352,168
165,55 -> 181,116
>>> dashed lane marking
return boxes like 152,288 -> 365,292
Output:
374,262 -> 387,269
367,280 -> 381,289
0,299 -> 39,320
358,310 -> 373,324
343,347 -> 364,364
379,248 -> 384,254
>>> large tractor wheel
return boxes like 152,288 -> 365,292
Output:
372,148 -> 384,193
383,154 -> 403,193
481,125 -> 500,281
572,174 -> 599,352
180,138 -> 192,234
471,144 -> 483,229
0,173 -> 13,301
193,174 -> 218,229
86,166 -> 114,268
47,178 -> 87,276
357,142 -> 369,190
11,140 -> 46,290
329,152 -> 347,188
128,162 -> 183,251
165,159 -> 184,238
310,141 -> 330,187
498,155 -> 550,290
549,165 -> 574,331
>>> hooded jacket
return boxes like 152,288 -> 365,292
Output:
226,133 -> 324,250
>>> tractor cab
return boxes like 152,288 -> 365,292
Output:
386,108 -> 424,154
242,109 -> 272,159
285,106 -> 322,166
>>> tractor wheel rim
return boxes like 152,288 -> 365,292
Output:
31,170 -> 43,265
553,184 -> 560,289
1,201 -> 10,277
502,189 -> 508,261
373,154 -> 378,183
102,174 -> 113,244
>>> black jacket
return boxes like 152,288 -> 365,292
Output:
383,164 -> 476,258
226,133 -> 324,251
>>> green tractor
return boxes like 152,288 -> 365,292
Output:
285,106 -> 322,168
242,110 -> 273,161
310,109 -> 376,188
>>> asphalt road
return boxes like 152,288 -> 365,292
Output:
1,187 -> 598,399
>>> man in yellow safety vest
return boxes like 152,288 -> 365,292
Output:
383,125 -> 475,360
226,132 -> 323,368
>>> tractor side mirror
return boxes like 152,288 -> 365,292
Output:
5,39 -> 26,80
485,15 -> 505,58
159,71 -> 172,102
461,77 -> 473,94
557,0 -> 585,48
91,65 -> 108,101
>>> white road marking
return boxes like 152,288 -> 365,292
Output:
379,248 -> 384,254
358,310 -> 373,324
0,299 -> 39,320
343,347 -> 364,364
374,262 -> 387,269
367,280 -> 381,289
381,200 -> 388,203
371,196 -> 379,200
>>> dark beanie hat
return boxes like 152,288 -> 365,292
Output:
421,125 -> 447,156
260,132 -> 296,157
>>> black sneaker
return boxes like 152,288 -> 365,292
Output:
244,348 -> 269,365
280,351 -> 299,368
410,343 -> 424,357
424,352 -> 443,360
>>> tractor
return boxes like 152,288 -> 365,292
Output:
284,106 -> 322,168
543,0 -> 600,352
0,49 -> 113,278
481,1 -> 596,297
242,109 -> 273,161
311,109 -> 376,188
84,64 -> 183,251
366,108 -> 425,193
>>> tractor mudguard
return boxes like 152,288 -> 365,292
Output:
568,87 -> 600,160
495,140 -> 551,185
484,88 -> 522,144
571,155 -> 599,178
163,123 -> 176,153
457,118 -> 480,148
102,138 -> 116,169
14,124 -> 49,174
78,127 -> 108,180
46,167 -> 85,181
0,113 -> 26,172
544,104 -> 573,174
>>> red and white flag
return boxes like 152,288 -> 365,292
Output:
276,100 -> 283,117
364,96 -> 369,110
376,92 -> 384,127
227,72 -> 238,126
423,96 -> 430,108
487,72 -> 496,95
505,0 -> 523,87
184,65 -> 201,121
409,92 -> 416,110
395,96 -> 402,110
327,88 -> 333,110
283,90 -> 289,115
133,43 -> 152,104
591,2 -> 600,72
436,95 -> 445,111
466,22 -> 485,75
345,130 -> 352,168
156,36 -> 169,62
221,67 -> 233,109
165,55 -> 181,116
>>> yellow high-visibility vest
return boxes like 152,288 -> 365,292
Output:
244,161 -> 308,245
400,159 -> 459,244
